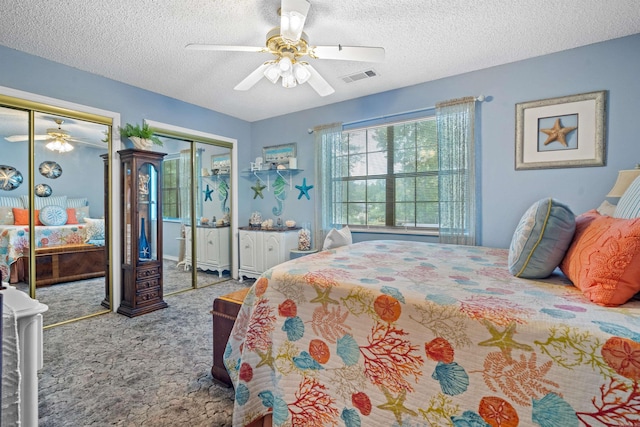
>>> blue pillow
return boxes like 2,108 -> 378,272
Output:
508,198 -> 576,279
39,205 -> 68,226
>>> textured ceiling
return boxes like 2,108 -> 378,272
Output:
1,0 -> 639,122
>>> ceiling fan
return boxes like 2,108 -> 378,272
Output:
186,0 -> 385,96
5,118 -> 104,152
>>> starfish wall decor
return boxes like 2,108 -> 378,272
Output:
295,177 -> 314,200
203,183 -> 214,201
251,180 -> 267,199
540,118 -> 577,147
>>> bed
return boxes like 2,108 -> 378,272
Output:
224,199 -> 640,426
0,195 -> 106,285
0,224 -> 105,286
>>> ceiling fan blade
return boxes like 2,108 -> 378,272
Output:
311,45 -> 385,62
5,134 -> 50,142
185,44 -> 266,53
280,0 -> 310,43
234,63 -> 272,91
305,64 -> 335,97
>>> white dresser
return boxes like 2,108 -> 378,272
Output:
184,225 -> 231,277
238,228 -> 298,281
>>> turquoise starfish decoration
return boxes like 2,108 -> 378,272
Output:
203,184 -> 214,201
251,180 -> 267,199
295,178 -> 314,200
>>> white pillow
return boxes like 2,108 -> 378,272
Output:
84,218 -> 105,242
596,200 -> 617,216
322,226 -> 352,250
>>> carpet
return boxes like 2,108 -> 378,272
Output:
38,277 -> 253,426
15,260 -> 230,326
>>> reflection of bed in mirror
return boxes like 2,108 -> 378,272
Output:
0,195 -> 106,286
183,224 -> 230,277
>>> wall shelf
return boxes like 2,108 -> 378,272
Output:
240,168 -> 303,191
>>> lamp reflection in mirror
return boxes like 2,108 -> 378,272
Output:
45,138 -> 74,153
607,165 -> 640,197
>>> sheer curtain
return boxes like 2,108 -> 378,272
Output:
178,148 -> 191,221
314,122 -> 343,249
436,96 -> 477,245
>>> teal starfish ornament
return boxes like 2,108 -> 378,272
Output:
203,184 -> 214,201
295,178 -> 314,200
251,180 -> 267,199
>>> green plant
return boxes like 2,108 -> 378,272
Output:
119,122 -> 163,146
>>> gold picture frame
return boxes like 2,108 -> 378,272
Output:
515,90 -> 606,170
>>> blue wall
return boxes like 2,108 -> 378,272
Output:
2,33 -> 640,249
0,44 -> 252,183
249,33 -> 640,248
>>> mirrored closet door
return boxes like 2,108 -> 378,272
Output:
157,134 -> 232,295
0,103 -> 112,327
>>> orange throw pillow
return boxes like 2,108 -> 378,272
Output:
560,210 -> 640,306
66,208 -> 78,224
12,208 -> 42,226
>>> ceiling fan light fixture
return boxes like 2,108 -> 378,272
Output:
264,63 -> 281,83
46,138 -> 74,153
280,0 -> 310,43
282,72 -> 297,88
293,62 -> 311,84
278,56 -> 292,72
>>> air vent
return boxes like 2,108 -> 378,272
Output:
341,69 -> 378,83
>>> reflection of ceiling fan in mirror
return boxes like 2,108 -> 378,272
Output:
186,0 -> 385,96
5,118 -> 104,153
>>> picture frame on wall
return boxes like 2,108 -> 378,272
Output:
211,153 -> 231,175
515,90 -> 606,170
262,143 -> 297,168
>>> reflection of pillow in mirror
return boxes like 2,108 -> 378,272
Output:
66,208 -> 78,224
21,195 -> 67,209
39,205 -> 68,226
67,197 -> 88,208
84,218 -> 105,242
0,196 -> 24,208
12,208 -> 42,225
75,206 -> 90,223
0,206 -> 15,225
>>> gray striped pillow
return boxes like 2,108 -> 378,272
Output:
614,176 -> 640,219
67,198 -> 88,208
21,195 -> 68,210
0,196 -> 24,208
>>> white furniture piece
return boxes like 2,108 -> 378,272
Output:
1,285 -> 48,427
184,225 -> 231,277
238,228 -> 298,281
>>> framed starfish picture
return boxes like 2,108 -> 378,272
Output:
515,90 -> 606,170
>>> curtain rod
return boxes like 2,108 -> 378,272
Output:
341,95 -> 485,128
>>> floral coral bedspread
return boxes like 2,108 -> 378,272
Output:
225,240 -> 640,427
0,224 -> 87,281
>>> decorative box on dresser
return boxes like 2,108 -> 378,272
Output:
117,149 -> 168,317
184,225 -> 230,277
238,227 -> 299,281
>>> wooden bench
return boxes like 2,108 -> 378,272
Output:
211,287 -> 250,386
17,244 -> 106,287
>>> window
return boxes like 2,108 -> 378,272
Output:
162,158 -> 180,219
332,116 -> 439,231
